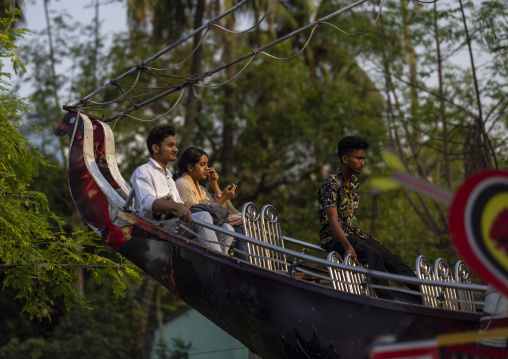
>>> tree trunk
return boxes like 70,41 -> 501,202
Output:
183,0 -> 205,147
433,3 -> 453,190
43,0 -> 67,165
458,0 -> 496,170
137,277 -> 157,354
402,0 -> 418,120
221,5 -> 236,178
92,0 -> 99,90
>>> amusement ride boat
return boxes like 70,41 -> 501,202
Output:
55,110 -> 488,359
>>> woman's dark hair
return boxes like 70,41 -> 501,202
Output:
337,136 -> 370,162
146,125 -> 176,156
176,147 -> 208,179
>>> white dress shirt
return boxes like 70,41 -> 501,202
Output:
130,158 -> 182,220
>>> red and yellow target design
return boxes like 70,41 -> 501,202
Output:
449,169 -> 508,296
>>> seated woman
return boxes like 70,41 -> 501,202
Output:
175,147 -> 237,210
175,147 -> 247,258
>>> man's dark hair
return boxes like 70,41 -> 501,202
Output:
337,136 -> 370,162
146,125 -> 176,156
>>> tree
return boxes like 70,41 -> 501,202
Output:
358,0 -> 508,256
0,2 -> 138,322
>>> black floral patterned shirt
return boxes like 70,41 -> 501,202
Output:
318,168 -> 367,248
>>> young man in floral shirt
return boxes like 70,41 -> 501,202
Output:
318,136 -> 418,299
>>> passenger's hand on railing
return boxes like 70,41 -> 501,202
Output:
345,245 -> 357,262
175,203 -> 193,223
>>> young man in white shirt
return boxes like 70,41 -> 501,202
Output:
130,125 -> 233,253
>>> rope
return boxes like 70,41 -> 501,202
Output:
81,0 -> 371,122
69,109 -> 82,157
259,24 -> 318,60
69,0 -> 256,107
111,87 -> 187,130
212,0 -> 275,34
128,0 -> 274,72
147,26 -> 212,72
321,0 -> 387,37
87,70 -> 143,105
195,54 -> 256,88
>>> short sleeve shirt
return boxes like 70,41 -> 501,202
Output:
318,168 -> 367,247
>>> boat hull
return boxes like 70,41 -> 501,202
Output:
117,222 -> 481,359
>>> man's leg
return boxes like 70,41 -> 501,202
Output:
217,222 -> 235,254
350,237 -> 394,300
325,236 -> 393,300
365,239 -> 420,293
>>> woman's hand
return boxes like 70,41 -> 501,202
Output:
207,167 -> 219,184
220,183 -> 237,201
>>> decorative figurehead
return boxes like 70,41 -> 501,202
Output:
55,111 -> 81,138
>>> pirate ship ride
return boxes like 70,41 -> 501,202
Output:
55,110 -> 488,359
51,0 -> 502,356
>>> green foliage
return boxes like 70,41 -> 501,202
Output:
0,3 -> 140,321
3,1 -> 505,355
154,337 -> 193,359
0,6 -> 28,80
0,286 -> 145,359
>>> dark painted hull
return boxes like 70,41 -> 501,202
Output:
56,112 -> 482,359
119,225 -> 480,359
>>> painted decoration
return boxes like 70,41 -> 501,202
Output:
449,169 -> 508,297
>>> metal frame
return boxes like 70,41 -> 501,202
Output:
434,258 -> 459,311
455,260 -> 476,312
260,204 -> 287,272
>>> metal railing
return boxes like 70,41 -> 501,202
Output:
191,215 -> 487,309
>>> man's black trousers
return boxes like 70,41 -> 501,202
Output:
325,235 -> 419,300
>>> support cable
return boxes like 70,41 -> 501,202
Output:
259,24 -> 318,61
147,0 -> 275,71
146,26 -> 212,72
111,87 -> 187,130
213,0 -> 275,34
321,0 -> 387,37
101,0 -> 370,122
195,55 -> 256,88
68,0 -> 255,108
87,70 -> 143,106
